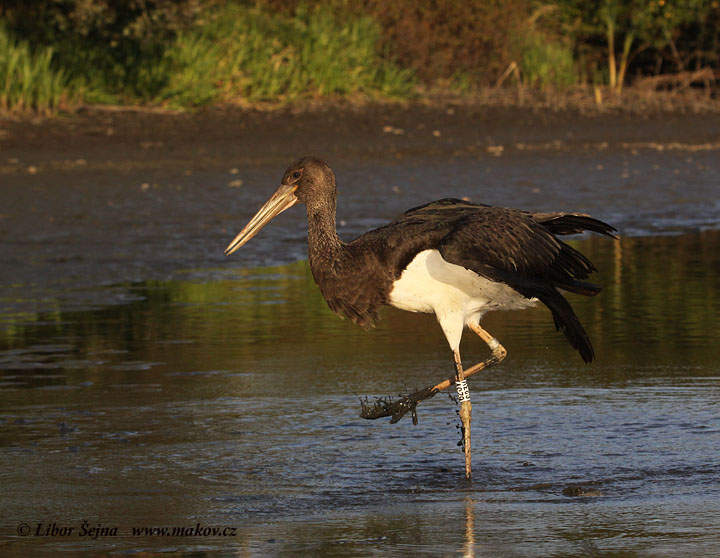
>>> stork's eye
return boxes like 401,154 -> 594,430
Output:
292,170 -> 302,179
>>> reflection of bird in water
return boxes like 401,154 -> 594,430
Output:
464,497 -> 475,558
225,156 -> 616,479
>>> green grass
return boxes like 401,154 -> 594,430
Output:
0,3 -> 414,114
155,4 -> 415,107
0,26 -> 77,114
519,31 -> 578,90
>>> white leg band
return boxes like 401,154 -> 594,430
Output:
455,379 -> 471,402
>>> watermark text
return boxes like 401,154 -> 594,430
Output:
16,521 -> 238,539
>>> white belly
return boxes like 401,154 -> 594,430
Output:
388,249 -> 537,351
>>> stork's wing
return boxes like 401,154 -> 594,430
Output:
433,206 -> 615,363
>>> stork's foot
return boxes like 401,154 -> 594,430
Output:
359,386 -> 438,425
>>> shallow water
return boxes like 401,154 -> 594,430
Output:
2,141 -> 720,556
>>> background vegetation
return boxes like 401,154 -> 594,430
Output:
1,0 -> 719,114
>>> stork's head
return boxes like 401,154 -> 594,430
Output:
224,156 -> 334,256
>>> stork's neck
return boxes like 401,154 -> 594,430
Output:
306,199 -> 343,281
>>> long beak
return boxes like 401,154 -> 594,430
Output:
225,183 -> 298,256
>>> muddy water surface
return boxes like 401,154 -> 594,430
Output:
1,109 -> 720,556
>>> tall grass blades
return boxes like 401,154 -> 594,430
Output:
156,4 -> 414,107
520,32 -> 578,90
0,26 -> 76,114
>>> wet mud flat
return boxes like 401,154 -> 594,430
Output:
3,103 -> 720,170
1,105 -> 720,556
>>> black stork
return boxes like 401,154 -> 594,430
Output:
225,156 -> 616,479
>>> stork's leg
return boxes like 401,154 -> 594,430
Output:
456,324 -> 507,480
453,349 -> 472,480
423,324 -> 507,396
360,324 -> 507,424
463,323 -> 508,378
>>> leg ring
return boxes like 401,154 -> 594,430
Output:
455,379 -> 471,402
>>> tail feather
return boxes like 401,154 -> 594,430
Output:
530,212 -> 613,362
550,242 -> 603,295
536,289 -> 595,363
534,213 -> 618,239
555,279 -> 602,296
554,241 -> 597,278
